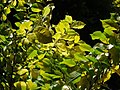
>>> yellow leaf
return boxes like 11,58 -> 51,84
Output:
74,35 -> 80,43
20,81 -> 26,90
38,54 -> 45,60
31,7 -> 41,12
2,13 -> 7,21
103,71 -> 111,82
17,69 -> 28,76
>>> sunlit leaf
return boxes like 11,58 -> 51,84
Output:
2,13 -> 7,21
60,58 -> 76,67
28,50 -> 38,59
42,6 -> 50,17
79,43 -> 93,52
20,81 -> 26,90
53,33 -> 61,40
26,79 -> 37,90
17,69 -> 28,76
38,54 -> 45,60
12,0 -> 17,6
65,15 -> 73,23
90,31 -> 109,44
31,7 -> 41,12
4,7 -> 11,14
103,71 -> 111,82
15,22 -> 21,27
74,35 -> 80,43
71,21 -> 86,29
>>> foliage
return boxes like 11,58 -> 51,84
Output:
0,0 -> 120,90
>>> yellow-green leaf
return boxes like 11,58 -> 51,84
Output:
74,35 -> 80,43
28,50 -> 37,59
12,0 -> 17,6
53,33 -> 61,40
60,58 -> 76,67
72,21 -> 86,29
15,22 -> 21,27
27,79 -> 37,90
2,13 -> 7,21
4,7 -> 11,14
38,54 -> 45,60
79,43 -> 93,52
42,6 -> 50,17
20,81 -> 26,90
17,69 -> 28,76
74,53 -> 89,62
31,7 -> 41,12
65,15 -> 73,23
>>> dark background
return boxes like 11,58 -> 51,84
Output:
51,0 -> 114,46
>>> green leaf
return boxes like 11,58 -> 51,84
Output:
31,7 -> 41,12
90,31 -> 109,44
87,56 -> 98,62
74,53 -> 89,62
15,22 -> 21,27
28,50 -> 37,59
0,35 -> 6,42
101,19 -> 118,30
72,77 -> 81,84
104,28 -> 114,36
42,6 -> 50,17
41,84 -> 50,90
79,43 -> 93,52
60,58 -> 76,67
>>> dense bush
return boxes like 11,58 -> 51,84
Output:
0,0 -> 120,90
